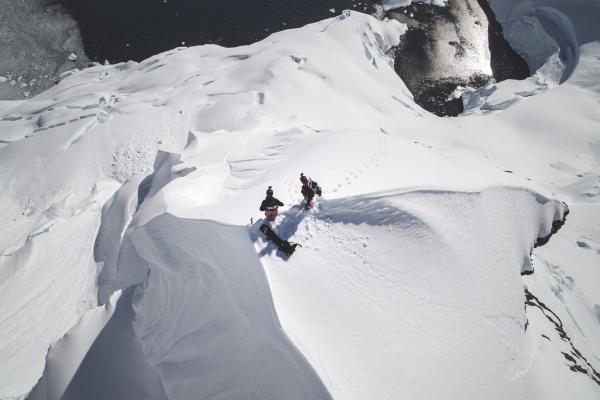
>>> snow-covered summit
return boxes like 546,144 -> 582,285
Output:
0,9 -> 599,400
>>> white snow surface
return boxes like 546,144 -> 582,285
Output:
0,9 -> 599,400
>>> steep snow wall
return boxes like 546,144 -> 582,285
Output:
26,292 -> 121,400
31,214 -> 332,400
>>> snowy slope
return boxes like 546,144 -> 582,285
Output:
460,41 -> 600,397
0,9 -> 598,400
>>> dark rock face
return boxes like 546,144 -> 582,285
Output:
525,289 -> 600,387
475,0 -> 530,82
0,0 -> 88,100
389,1 -> 492,89
387,0 -> 530,116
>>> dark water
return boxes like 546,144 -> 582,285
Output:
60,0 -> 378,63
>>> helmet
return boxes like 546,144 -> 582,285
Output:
300,173 -> 308,184
266,186 -> 273,196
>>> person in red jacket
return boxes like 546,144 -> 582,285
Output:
300,173 -> 322,209
260,186 -> 284,221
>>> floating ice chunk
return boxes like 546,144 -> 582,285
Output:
59,69 -> 78,81
461,81 -> 496,111
534,51 -> 566,87
381,0 -> 447,11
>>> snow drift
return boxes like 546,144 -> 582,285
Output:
31,215 -> 332,400
31,139 -> 569,400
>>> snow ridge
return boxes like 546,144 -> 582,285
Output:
0,9 -> 598,400
30,145 -> 568,400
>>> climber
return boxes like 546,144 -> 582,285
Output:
260,186 -> 284,221
300,173 -> 322,209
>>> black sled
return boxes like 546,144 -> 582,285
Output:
260,224 -> 301,256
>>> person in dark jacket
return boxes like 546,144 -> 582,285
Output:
300,173 -> 322,209
260,186 -> 284,221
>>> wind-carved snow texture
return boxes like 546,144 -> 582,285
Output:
0,14 -> 405,399
28,148 -> 333,400
1,9 -> 600,400
50,216 -> 333,400
31,151 -> 568,400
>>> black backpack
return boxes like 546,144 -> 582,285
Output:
312,181 -> 322,196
